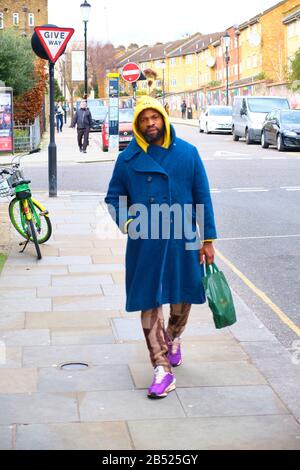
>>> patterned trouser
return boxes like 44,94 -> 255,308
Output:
141,303 -> 192,372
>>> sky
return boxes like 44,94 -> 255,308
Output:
49,0 -> 280,47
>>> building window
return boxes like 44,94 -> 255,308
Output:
288,22 -> 295,37
0,12 -> 3,29
156,80 -> 161,88
13,13 -> 19,25
155,60 -> 161,68
28,13 -> 34,27
185,55 -> 193,64
170,57 -> 176,67
186,76 -> 193,85
170,78 -> 176,87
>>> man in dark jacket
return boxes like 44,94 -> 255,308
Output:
105,96 -> 217,400
71,100 -> 92,153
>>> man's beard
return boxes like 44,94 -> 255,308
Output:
142,126 -> 165,144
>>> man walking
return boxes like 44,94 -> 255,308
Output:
71,100 -> 92,153
105,96 -> 217,399
55,101 -> 64,132
181,100 -> 187,119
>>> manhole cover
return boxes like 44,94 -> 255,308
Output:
60,363 -> 89,371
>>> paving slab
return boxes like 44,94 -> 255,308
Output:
112,318 -> 144,341
15,422 -> 132,450
251,355 -> 300,379
176,385 -> 289,418
69,264 -> 125,274
52,295 -> 125,312
1,265 -> 68,275
79,389 -> 185,422
51,274 -> 113,286
0,298 -> 51,313
267,377 -> 300,421
0,393 -> 79,425
51,327 -> 115,346
0,426 -> 13,450
37,285 -> 103,298
240,340 -> 292,359
127,415 -> 300,450
25,310 -> 115,329
0,312 -> 25,330
130,361 -> 267,389
0,347 -> 22,369
0,368 -> 37,394
38,364 -> 134,393
0,329 -> 50,347
0,275 -> 51,287
23,343 -> 149,368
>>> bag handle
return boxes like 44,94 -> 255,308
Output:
205,262 -> 219,276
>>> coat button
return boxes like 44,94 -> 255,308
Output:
147,176 -> 153,183
162,175 -> 168,180
149,197 -> 155,203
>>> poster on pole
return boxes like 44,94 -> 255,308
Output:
107,73 -> 119,152
0,88 -> 13,153
72,50 -> 85,81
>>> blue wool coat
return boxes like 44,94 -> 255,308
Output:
105,126 -> 217,312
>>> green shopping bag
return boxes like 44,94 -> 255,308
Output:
202,263 -> 237,329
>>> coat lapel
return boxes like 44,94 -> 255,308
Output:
131,151 -> 168,176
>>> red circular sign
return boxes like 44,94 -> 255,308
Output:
122,62 -> 141,83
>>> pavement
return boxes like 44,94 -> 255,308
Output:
0,124 -> 300,451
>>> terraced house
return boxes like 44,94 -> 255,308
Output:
114,0 -> 300,115
0,0 -> 48,36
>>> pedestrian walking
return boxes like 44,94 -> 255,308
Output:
55,101 -> 64,132
181,100 -> 187,119
105,96 -> 217,399
71,100 -> 92,153
164,102 -> 170,116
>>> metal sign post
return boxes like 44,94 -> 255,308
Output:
31,25 -> 74,197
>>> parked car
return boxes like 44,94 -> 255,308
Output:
199,105 -> 232,134
261,109 -> 300,151
102,108 -> 134,152
232,96 -> 290,144
76,99 -> 107,132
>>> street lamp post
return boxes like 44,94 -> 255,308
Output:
223,32 -> 230,106
80,1 -> 91,98
161,59 -> 166,105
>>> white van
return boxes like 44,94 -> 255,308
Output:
232,96 -> 290,144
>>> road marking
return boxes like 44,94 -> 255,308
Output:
216,234 -> 300,241
237,189 -> 269,193
262,157 -> 287,160
280,187 -> 300,189
225,158 -> 252,161
286,189 -> 300,192
214,151 -> 250,157
215,248 -> 300,337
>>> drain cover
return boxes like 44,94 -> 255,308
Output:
60,363 -> 89,371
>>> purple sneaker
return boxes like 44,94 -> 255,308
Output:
147,366 -> 176,399
167,336 -> 182,367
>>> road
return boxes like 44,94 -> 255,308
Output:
24,125 -> 300,348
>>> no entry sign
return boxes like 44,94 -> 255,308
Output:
34,26 -> 74,63
121,62 -> 141,83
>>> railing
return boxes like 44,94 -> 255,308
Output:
13,115 -> 41,153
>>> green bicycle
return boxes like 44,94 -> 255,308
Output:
0,149 -> 52,260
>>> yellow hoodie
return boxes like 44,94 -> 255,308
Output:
132,96 -> 172,153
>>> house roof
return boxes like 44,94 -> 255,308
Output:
283,8 -> 300,24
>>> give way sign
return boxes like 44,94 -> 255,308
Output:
121,62 -> 141,83
34,26 -> 74,63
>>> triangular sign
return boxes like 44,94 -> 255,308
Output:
34,27 -> 74,63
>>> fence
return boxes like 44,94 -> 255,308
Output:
13,115 -> 41,153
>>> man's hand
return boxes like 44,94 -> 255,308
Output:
199,242 -> 215,265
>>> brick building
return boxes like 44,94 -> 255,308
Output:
0,0 -> 48,36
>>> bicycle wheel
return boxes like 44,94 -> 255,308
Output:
29,219 -> 42,260
9,197 -> 52,244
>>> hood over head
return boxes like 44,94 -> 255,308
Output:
133,96 -> 171,153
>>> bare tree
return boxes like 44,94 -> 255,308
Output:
88,41 -> 119,98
